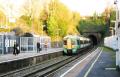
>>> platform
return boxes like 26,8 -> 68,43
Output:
0,48 -> 63,63
0,48 -> 63,74
81,47 -> 120,77
61,47 -> 120,77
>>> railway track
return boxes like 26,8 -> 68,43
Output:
0,47 -> 97,77
46,47 -> 101,77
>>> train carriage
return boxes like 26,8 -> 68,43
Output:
63,35 -> 91,55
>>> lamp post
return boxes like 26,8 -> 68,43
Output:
56,28 -> 61,48
114,0 -> 119,34
6,0 -> 16,54
114,0 -> 119,68
29,0 -> 33,34
42,25 -> 46,36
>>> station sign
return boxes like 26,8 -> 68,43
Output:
5,39 -> 9,47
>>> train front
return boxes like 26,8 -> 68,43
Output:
63,36 -> 76,55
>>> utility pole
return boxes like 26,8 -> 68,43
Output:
114,0 -> 120,68
114,0 -> 119,34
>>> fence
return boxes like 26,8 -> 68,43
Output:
0,33 -> 64,55
104,35 -> 118,50
0,34 -> 64,55
51,41 -> 63,48
20,37 -> 37,53
0,35 -> 4,54
16,36 -> 51,53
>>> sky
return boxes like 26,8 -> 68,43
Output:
0,0 -> 25,18
60,0 -> 115,16
0,0 -> 119,18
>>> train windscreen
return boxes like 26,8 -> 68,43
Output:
63,40 -> 67,45
72,40 -> 75,45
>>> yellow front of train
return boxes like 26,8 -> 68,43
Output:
63,36 -> 76,55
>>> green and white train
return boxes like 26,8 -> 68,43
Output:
63,35 -> 91,55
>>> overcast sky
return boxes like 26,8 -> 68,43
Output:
0,0 -> 119,17
60,0 -> 115,16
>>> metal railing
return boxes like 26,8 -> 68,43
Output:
0,34 -> 63,55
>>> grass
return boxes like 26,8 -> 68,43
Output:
102,46 -> 116,67
102,46 -> 115,52
103,46 -> 115,59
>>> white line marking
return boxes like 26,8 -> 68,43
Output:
105,68 -> 116,70
60,47 -> 101,77
84,48 -> 103,77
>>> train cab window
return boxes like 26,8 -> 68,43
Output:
72,40 -> 75,45
63,40 -> 67,45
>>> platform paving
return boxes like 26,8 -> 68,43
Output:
0,48 -> 63,64
77,47 -> 120,77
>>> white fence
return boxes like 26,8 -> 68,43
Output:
104,35 -> 120,68
104,35 -> 118,50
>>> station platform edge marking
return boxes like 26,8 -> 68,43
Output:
84,48 -> 103,77
60,47 -> 102,77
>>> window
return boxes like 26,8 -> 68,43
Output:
118,22 -> 120,28
80,40 -> 84,44
72,40 -> 75,45
63,40 -> 67,45
77,40 -> 80,45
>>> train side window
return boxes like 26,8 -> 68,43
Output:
64,40 -> 67,45
118,22 -> 120,28
84,40 -> 87,44
77,40 -> 80,45
80,40 -> 83,44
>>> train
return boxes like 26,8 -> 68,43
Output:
63,35 -> 92,55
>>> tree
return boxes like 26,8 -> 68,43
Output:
0,9 -> 9,32
18,0 -> 44,34
70,12 -> 80,34
0,10 -> 6,26
77,13 -> 107,37
16,0 -> 80,37
47,0 -> 79,38
110,8 -> 116,27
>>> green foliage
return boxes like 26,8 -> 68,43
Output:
0,0 -> 80,38
77,14 -> 107,37
110,9 -> 116,27
47,16 -> 58,36
47,0 -> 75,37
19,15 -> 32,27
110,9 -> 116,21
0,0 -> 116,39
0,10 -> 6,26
77,19 -> 105,32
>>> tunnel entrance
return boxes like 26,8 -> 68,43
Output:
88,35 -> 98,45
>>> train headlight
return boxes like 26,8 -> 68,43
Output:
64,45 -> 67,48
72,48 -> 77,53
63,48 -> 67,53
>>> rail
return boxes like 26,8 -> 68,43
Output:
0,47 -> 97,77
